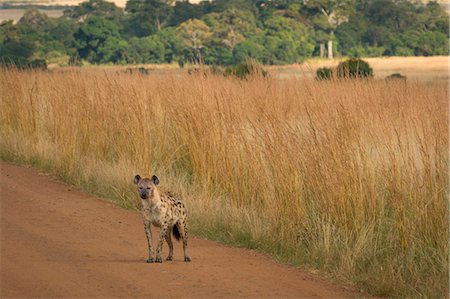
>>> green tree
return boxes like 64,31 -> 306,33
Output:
17,10 -> 78,61
335,13 -> 367,56
156,27 -> 184,63
261,15 -> 314,64
169,1 -> 204,27
0,20 -> 35,67
125,0 -> 173,37
346,0 -> 449,56
364,0 -> 417,32
303,0 -> 354,59
233,39 -> 265,63
63,0 -> 124,22
210,0 -> 256,14
423,1 -> 449,35
6,11 -> 49,61
46,17 -> 78,50
18,9 -> 49,29
98,36 -> 128,63
74,15 -> 125,63
0,37 -> 34,61
0,20 -> 16,45
415,31 -> 449,56
203,8 -> 259,50
176,18 -> 212,63
15,10 -> 49,55
126,35 -> 165,63
201,45 -> 233,65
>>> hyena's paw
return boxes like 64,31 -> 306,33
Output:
166,256 -> 173,261
184,256 -> 191,262
146,258 -> 154,263
155,256 -> 163,263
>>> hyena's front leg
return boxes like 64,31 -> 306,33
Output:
155,225 -> 168,263
143,220 -> 154,263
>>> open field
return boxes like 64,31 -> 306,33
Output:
0,8 -> 63,22
0,68 -> 448,297
271,56 -> 449,82
61,56 -> 450,83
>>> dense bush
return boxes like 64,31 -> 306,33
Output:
0,55 -> 29,69
316,67 -> 333,80
0,55 -> 48,70
68,53 -> 83,66
316,59 -> 374,80
336,58 -> 373,78
27,59 -> 48,70
224,60 -> 267,79
385,73 -> 407,81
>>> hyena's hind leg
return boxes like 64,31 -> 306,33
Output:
165,228 -> 174,261
176,221 -> 191,262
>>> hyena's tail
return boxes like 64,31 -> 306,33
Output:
172,225 -> 181,241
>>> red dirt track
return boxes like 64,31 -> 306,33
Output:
1,162 -> 363,298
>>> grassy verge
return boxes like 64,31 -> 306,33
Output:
0,68 -> 447,297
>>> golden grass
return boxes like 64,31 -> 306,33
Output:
0,68 -> 448,297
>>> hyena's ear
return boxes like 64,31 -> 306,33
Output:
133,175 -> 141,185
151,175 -> 159,185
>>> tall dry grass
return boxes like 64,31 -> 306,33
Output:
0,68 -> 447,297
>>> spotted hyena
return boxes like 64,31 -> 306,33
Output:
133,174 -> 191,263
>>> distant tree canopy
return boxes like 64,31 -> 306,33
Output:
74,15 -> 127,63
63,0 -> 124,22
0,0 -> 448,66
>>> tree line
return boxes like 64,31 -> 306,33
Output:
0,0 -> 448,66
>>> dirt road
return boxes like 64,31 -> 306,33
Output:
0,162 -> 362,298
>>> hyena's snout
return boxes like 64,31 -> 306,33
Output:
139,188 -> 149,199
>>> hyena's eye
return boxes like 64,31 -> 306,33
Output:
146,187 -> 151,190
139,187 -> 143,190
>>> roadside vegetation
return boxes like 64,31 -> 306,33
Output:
0,0 -> 448,67
0,68 -> 447,298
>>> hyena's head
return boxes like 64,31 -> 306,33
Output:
133,174 -> 159,200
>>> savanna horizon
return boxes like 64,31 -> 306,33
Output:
0,68 -> 447,298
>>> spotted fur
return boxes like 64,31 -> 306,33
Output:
133,174 -> 191,263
